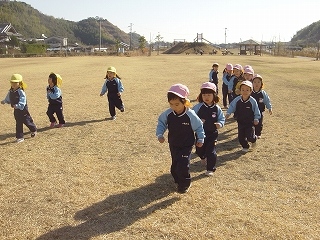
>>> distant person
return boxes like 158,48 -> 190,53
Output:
46,72 -> 65,128
156,84 -> 205,193
100,66 -> 125,120
208,62 -> 219,93
228,64 -> 245,100
1,74 -> 37,143
225,81 -> 261,152
193,82 -> 225,176
222,63 -> 234,108
251,74 -> 272,138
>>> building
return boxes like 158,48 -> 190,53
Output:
0,23 -> 22,42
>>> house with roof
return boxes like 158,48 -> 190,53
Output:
0,23 -> 22,43
239,39 -> 266,55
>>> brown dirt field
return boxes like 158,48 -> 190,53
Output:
0,54 -> 319,240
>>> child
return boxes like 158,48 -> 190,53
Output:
208,62 -> 219,93
46,72 -> 65,128
222,63 -> 234,108
228,64 -> 245,99
225,81 -> 261,152
192,82 -> 225,176
100,66 -> 124,120
156,83 -> 205,193
1,74 -> 37,143
243,66 -> 254,82
251,74 -> 272,138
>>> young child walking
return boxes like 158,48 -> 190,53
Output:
46,72 -> 65,128
208,62 -> 219,93
192,82 -> 225,176
228,64 -> 245,100
251,74 -> 272,138
156,83 -> 205,193
1,74 -> 37,143
226,81 -> 261,152
100,66 -> 125,120
222,63 -> 234,108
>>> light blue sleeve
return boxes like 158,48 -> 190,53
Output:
100,79 -> 108,95
222,73 -> 229,85
192,103 -> 202,114
48,86 -> 62,99
226,96 -> 240,115
16,89 -> 27,110
262,90 -> 272,109
156,109 -> 171,138
208,70 -> 213,81
3,91 -> 11,104
116,78 -> 124,93
216,105 -> 226,127
227,75 -> 235,91
187,109 -> 205,143
249,97 -> 261,121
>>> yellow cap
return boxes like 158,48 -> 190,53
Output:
10,74 -> 23,82
107,66 -> 116,73
55,73 -> 62,87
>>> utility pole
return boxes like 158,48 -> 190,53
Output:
95,17 -> 103,51
128,23 -> 133,50
224,28 -> 227,44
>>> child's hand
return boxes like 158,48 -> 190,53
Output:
99,93 -> 104,97
269,109 -> 273,115
1,100 -> 5,104
195,142 -> 203,147
214,123 -> 221,129
158,137 -> 165,143
201,118 -> 205,123
225,114 -> 230,119
201,158 -> 207,166
254,119 -> 259,125
117,92 -> 121,96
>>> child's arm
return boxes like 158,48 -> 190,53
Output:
117,79 -> 124,93
156,110 -> 169,143
1,92 -> 10,104
47,86 -> 62,99
222,73 -> 229,85
188,110 -> 205,147
215,106 -> 225,129
250,97 -> 261,125
225,96 -> 238,119
262,90 -> 272,115
14,89 -> 27,110
227,76 -> 235,93
100,80 -> 107,96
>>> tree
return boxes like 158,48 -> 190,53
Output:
138,36 -> 147,53
9,36 -> 20,47
155,33 -> 163,55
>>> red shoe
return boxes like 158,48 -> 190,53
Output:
50,122 -> 57,128
56,124 -> 64,128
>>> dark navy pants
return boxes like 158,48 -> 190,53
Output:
14,107 -> 37,139
254,113 -> 264,136
47,104 -> 65,124
196,132 -> 218,171
107,94 -> 124,117
222,84 -> 232,107
237,122 -> 257,149
169,145 -> 192,190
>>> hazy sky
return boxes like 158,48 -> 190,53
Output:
21,0 -> 320,43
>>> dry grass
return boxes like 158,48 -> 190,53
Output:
0,54 -> 319,240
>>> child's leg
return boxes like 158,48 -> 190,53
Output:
205,137 -> 217,171
255,113 -> 264,137
55,105 -> 66,124
46,105 -> 57,123
114,96 -> 125,111
108,96 -> 116,117
238,124 -> 249,149
23,106 -> 37,133
222,84 -> 228,107
14,110 -> 24,139
246,125 -> 257,144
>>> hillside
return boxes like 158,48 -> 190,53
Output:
290,20 -> 320,46
0,1 -> 140,46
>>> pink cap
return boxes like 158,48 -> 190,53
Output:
201,82 -> 217,92
226,63 -> 233,71
233,64 -> 243,71
240,80 -> 253,89
244,67 -> 254,75
253,74 -> 263,80
168,84 -> 189,98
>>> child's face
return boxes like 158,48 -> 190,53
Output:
212,66 -> 218,71
233,69 -> 242,77
252,78 -> 262,91
240,85 -> 252,99
169,98 -> 185,114
226,69 -> 233,75
107,71 -> 116,79
244,73 -> 253,81
10,82 -> 20,90
48,77 -> 54,86
202,93 -> 214,105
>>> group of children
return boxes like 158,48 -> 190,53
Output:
156,62 -> 272,193
1,66 -> 124,143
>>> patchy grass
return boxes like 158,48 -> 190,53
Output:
0,54 -> 319,240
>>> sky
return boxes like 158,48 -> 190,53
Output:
21,0 -> 320,44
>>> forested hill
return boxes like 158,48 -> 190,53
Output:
0,1 -> 140,46
291,20 -> 320,46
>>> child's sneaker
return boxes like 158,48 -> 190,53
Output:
16,138 -> 24,143
50,122 -> 57,128
241,148 -> 249,153
111,116 -> 116,120
56,124 -> 64,128
257,135 -> 261,139
120,107 -> 125,112
31,131 -> 37,137
205,171 -> 214,176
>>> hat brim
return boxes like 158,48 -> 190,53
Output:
168,90 -> 185,99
